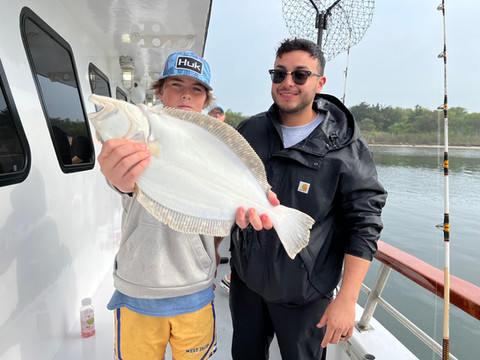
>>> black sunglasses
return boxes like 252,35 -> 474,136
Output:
268,69 -> 322,85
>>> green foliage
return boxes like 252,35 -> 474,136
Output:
350,103 -> 480,146
224,109 -> 249,128
388,122 -> 412,135
208,102 -> 479,146
359,117 -> 376,132
50,117 -> 89,138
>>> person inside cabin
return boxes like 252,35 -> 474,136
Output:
223,38 -> 388,360
52,126 -> 72,165
208,104 -> 226,122
97,51 -> 219,360
71,135 -> 92,164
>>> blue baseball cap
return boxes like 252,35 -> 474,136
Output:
160,51 -> 212,90
209,104 -> 224,114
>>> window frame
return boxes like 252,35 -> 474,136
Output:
116,87 -> 128,102
88,62 -> 111,98
89,63 -> 112,112
20,7 -> 95,173
0,59 -> 31,187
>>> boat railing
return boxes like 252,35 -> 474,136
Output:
356,240 -> 480,360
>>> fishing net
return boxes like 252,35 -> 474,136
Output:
281,0 -> 375,61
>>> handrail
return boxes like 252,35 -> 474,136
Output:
354,240 -> 480,359
374,240 -> 480,320
357,265 -> 459,360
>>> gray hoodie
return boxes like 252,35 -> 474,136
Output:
112,193 -> 216,299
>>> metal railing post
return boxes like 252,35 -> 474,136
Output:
357,263 -> 391,331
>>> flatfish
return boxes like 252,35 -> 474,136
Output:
88,94 -> 314,259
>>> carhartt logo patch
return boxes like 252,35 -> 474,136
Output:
176,56 -> 203,75
297,181 -> 310,194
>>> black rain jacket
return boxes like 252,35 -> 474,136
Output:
230,94 -> 387,305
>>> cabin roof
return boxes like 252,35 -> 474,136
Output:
63,0 -> 212,91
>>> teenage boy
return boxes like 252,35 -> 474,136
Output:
98,51 -> 218,360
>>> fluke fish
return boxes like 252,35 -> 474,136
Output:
88,94 -> 314,259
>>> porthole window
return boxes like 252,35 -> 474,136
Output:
89,63 -> 111,111
21,7 -> 94,172
0,60 -> 31,187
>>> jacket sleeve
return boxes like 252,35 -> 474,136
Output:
338,140 -> 387,261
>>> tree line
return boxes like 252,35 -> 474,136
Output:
223,103 -> 480,147
349,103 -> 480,146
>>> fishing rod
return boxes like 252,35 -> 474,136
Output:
437,1 -> 450,359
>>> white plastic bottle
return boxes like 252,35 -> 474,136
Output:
80,298 -> 95,338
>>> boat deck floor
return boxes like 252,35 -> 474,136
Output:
52,238 -> 418,360
52,238 -> 282,359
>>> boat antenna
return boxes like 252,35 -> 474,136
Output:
342,29 -> 352,104
437,1 -> 450,359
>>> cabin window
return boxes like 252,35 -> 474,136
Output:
89,63 -> 111,111
0,60 -> 31,186
20,7 -> 94,172
116,87 -> 128,102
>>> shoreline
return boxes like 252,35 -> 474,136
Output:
368,143 -> 480,150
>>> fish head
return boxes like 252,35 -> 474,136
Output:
88,94 -> 149,143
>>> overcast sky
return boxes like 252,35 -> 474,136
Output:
204,0 -> 479,116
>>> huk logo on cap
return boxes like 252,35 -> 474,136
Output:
176,56 -> 203,75
297,181 -> 310,194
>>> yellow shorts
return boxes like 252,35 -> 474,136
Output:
114,302 -> 217,360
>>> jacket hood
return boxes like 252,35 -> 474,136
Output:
265,93 -> 361,156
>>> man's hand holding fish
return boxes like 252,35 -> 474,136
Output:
235,190 -> 280,231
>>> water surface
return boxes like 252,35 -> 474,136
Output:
363,146 -> 480,360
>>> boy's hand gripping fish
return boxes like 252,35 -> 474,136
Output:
88,94 -> 314,259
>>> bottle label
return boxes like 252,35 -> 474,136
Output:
80,309 -> 95,337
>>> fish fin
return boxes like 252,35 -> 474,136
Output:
160,107 -> 271,193
94,130 -> 106,144
272,205 -> 315,259
135,185 -> 233,236
149,143 -> 161,158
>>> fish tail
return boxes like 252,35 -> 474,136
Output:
272,205 -> 315,259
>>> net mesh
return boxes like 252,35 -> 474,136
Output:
281,0 -> 375,61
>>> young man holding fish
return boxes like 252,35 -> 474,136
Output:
228,38 -> 387,360
97,51 -> 218,360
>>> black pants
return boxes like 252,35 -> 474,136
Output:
229,268 -> 328,360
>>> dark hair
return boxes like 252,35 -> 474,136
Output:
276,38 -> 326,75
150,78 -> 166,95
150,78 -> 214,108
